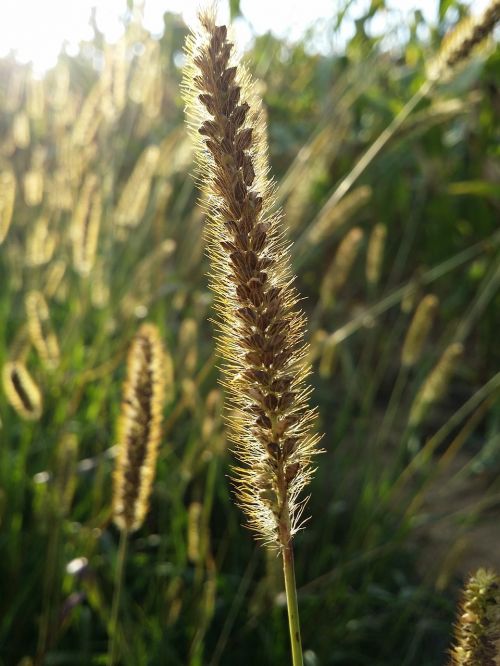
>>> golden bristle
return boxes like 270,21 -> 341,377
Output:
113,323 -> 166,532
2,361 -> 43,421
428,1 -> 500,81
449,568 -> 500,666
401,294 -> 439,368
365,223 -> 387,288
182,11 -> 320,546
0,169 -> 16,245
25,290 -> 60,370
320,227 -> 364,309
409,342 -> 464,427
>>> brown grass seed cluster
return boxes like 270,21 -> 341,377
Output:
113,323 -> 166,533
182,10 -> 320,546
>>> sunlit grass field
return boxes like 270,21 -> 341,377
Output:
0,3 -> 499,664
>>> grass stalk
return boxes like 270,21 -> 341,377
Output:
282,543 -> 303,666
108,528 -> 129,666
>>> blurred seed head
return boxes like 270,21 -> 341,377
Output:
449,568 -> 500,666
25,290 -> 60,370
113,323 -> 166,532
365,223 -> 387,288
2,361 -> 43,421
409,342 -> 464,428
401,294 -> 439,368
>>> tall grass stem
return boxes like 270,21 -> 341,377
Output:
109,528 -> 129,666
283,544 -> 303,666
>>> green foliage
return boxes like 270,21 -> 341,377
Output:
0,2 -> 499,665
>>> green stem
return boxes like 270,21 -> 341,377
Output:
108,528 -> 129,666
318,80 -> 432,212
282,543 -> 303,666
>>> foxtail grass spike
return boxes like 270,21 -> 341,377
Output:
115,145 -> 159,230
25,291 -> 60,370
365,223 -> 387,288
304,185 -> 371,248
449,568 -> 500,666
183,14 -> 322,662
183,8 -> 320,548
72,175 -> 102,276
0,169 -> 16,245
2,361 -> 43,421
26,215 -> 57,268
409,342 -> 464,427
401,294 -> 439,368
428,1 -> 500,81
113,323 -> 166,532
320,227 -> 364,309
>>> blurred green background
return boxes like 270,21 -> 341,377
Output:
0,1 -> 499,664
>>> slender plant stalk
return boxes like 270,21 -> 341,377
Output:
315,80 -> 431,216
182,10 -> 320,663
108,528 -> 129,666
282,544 -> 303,666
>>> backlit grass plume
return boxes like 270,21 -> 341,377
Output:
2,361 -> 43,421
183,10 -> 320,664
183,7 -> 319,549
25,291 -> 60,370
112,323 -> 165,532
109,323 -> 166,665
428,0 -> 500,82
449,568 -> 500,666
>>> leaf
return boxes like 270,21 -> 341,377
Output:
229,0 -> 242,20
447,181 -> 500,197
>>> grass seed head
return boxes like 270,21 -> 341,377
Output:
182,9 -> 320,547
113,323 -> 166,533
0,169 -> 16,245
409,341 -> 464,427
365,223 -> 387,288
428,1 -> 500,81
320,226 -> 364,309
401,294 -> 439,368
449,568 -> 500,666
2,361 -> 43,421
25,290 -> 60,370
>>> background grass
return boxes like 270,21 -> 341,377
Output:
0,2 -> 499,664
